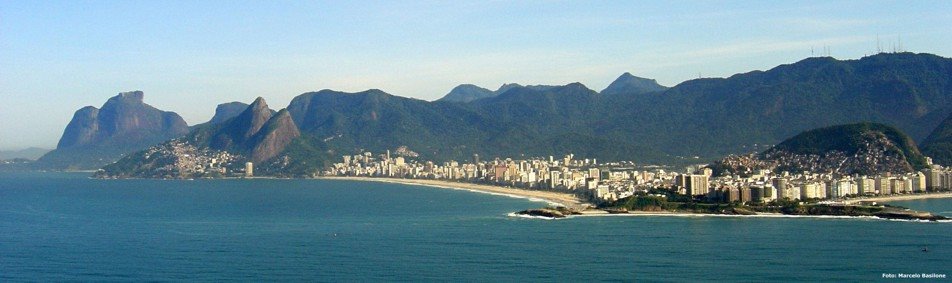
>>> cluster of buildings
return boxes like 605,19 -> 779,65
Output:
0,158 -> 31,165
690,166 -> 952,203
327,151 -> 681,201
326,150 -> 952,204
138,139 -> 246,177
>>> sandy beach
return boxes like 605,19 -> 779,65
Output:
317,176 -> 588,208
843,192 -> 952,204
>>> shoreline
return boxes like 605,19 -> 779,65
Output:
843,192 -> 952,204
317,176 -> 950,222
85,173 -> 952,222
316,176 -> 588,208
567,211 -> 951,222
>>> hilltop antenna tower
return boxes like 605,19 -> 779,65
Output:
876,35 -> 882,53
898,35 -> 903,52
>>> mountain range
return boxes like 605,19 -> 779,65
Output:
40,52 -> 952,175
98,97 -> 304,178
437,83 -> 568,103
0,147 -> 50,161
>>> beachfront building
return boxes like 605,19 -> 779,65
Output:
325,149 -> 952,204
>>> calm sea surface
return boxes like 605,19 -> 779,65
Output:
1,172 -> 949,281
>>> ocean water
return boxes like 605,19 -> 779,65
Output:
1,172 -> 949,281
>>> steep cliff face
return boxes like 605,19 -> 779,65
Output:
206,102 -> 250,125
99,97 -> 305,178
57,106 -> 100,148
207,98 -> 299,163
236,97 -> 272,140
38,91 -> 189,169
250,109 -> 301,163
89,91 -> 188,142
209,97 -> 272,150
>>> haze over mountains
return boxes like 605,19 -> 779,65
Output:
437,83 -> 565,103
0,147 -> 50,161
36,91 -> 189,169
36,52 -> 952,172
202,102 -> 250,126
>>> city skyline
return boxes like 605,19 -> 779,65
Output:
2,1 -> 952,150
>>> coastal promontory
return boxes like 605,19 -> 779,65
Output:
36,91 -> 189,170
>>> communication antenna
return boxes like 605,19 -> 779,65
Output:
876,35 -> 882,53
898,35 -> 903,52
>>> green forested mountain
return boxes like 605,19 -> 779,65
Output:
600,72 -> 668,96
599,53 -> 952,159
769,122 -> 927,171
770,123 -> 922,157
709,123 -> 928,176
436,84 -> 495,103
100,52 -> 952,176
286,89 -> 513,161
921,113 -> 952,166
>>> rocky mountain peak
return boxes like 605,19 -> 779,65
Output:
251,96 -> 268,108
600,73 -> 667,96
116,90 -> 144,102
495,83 -> 523,95
206,102 -> 250,125
250,109 -> 301,163
39,91 -> 189,169
56,106 -> 101,148
437,84 -> 495,103
237,97 -> 273,140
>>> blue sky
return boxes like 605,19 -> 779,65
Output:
1,0 -> 950,150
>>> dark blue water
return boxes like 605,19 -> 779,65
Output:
1,172 -> 949,281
